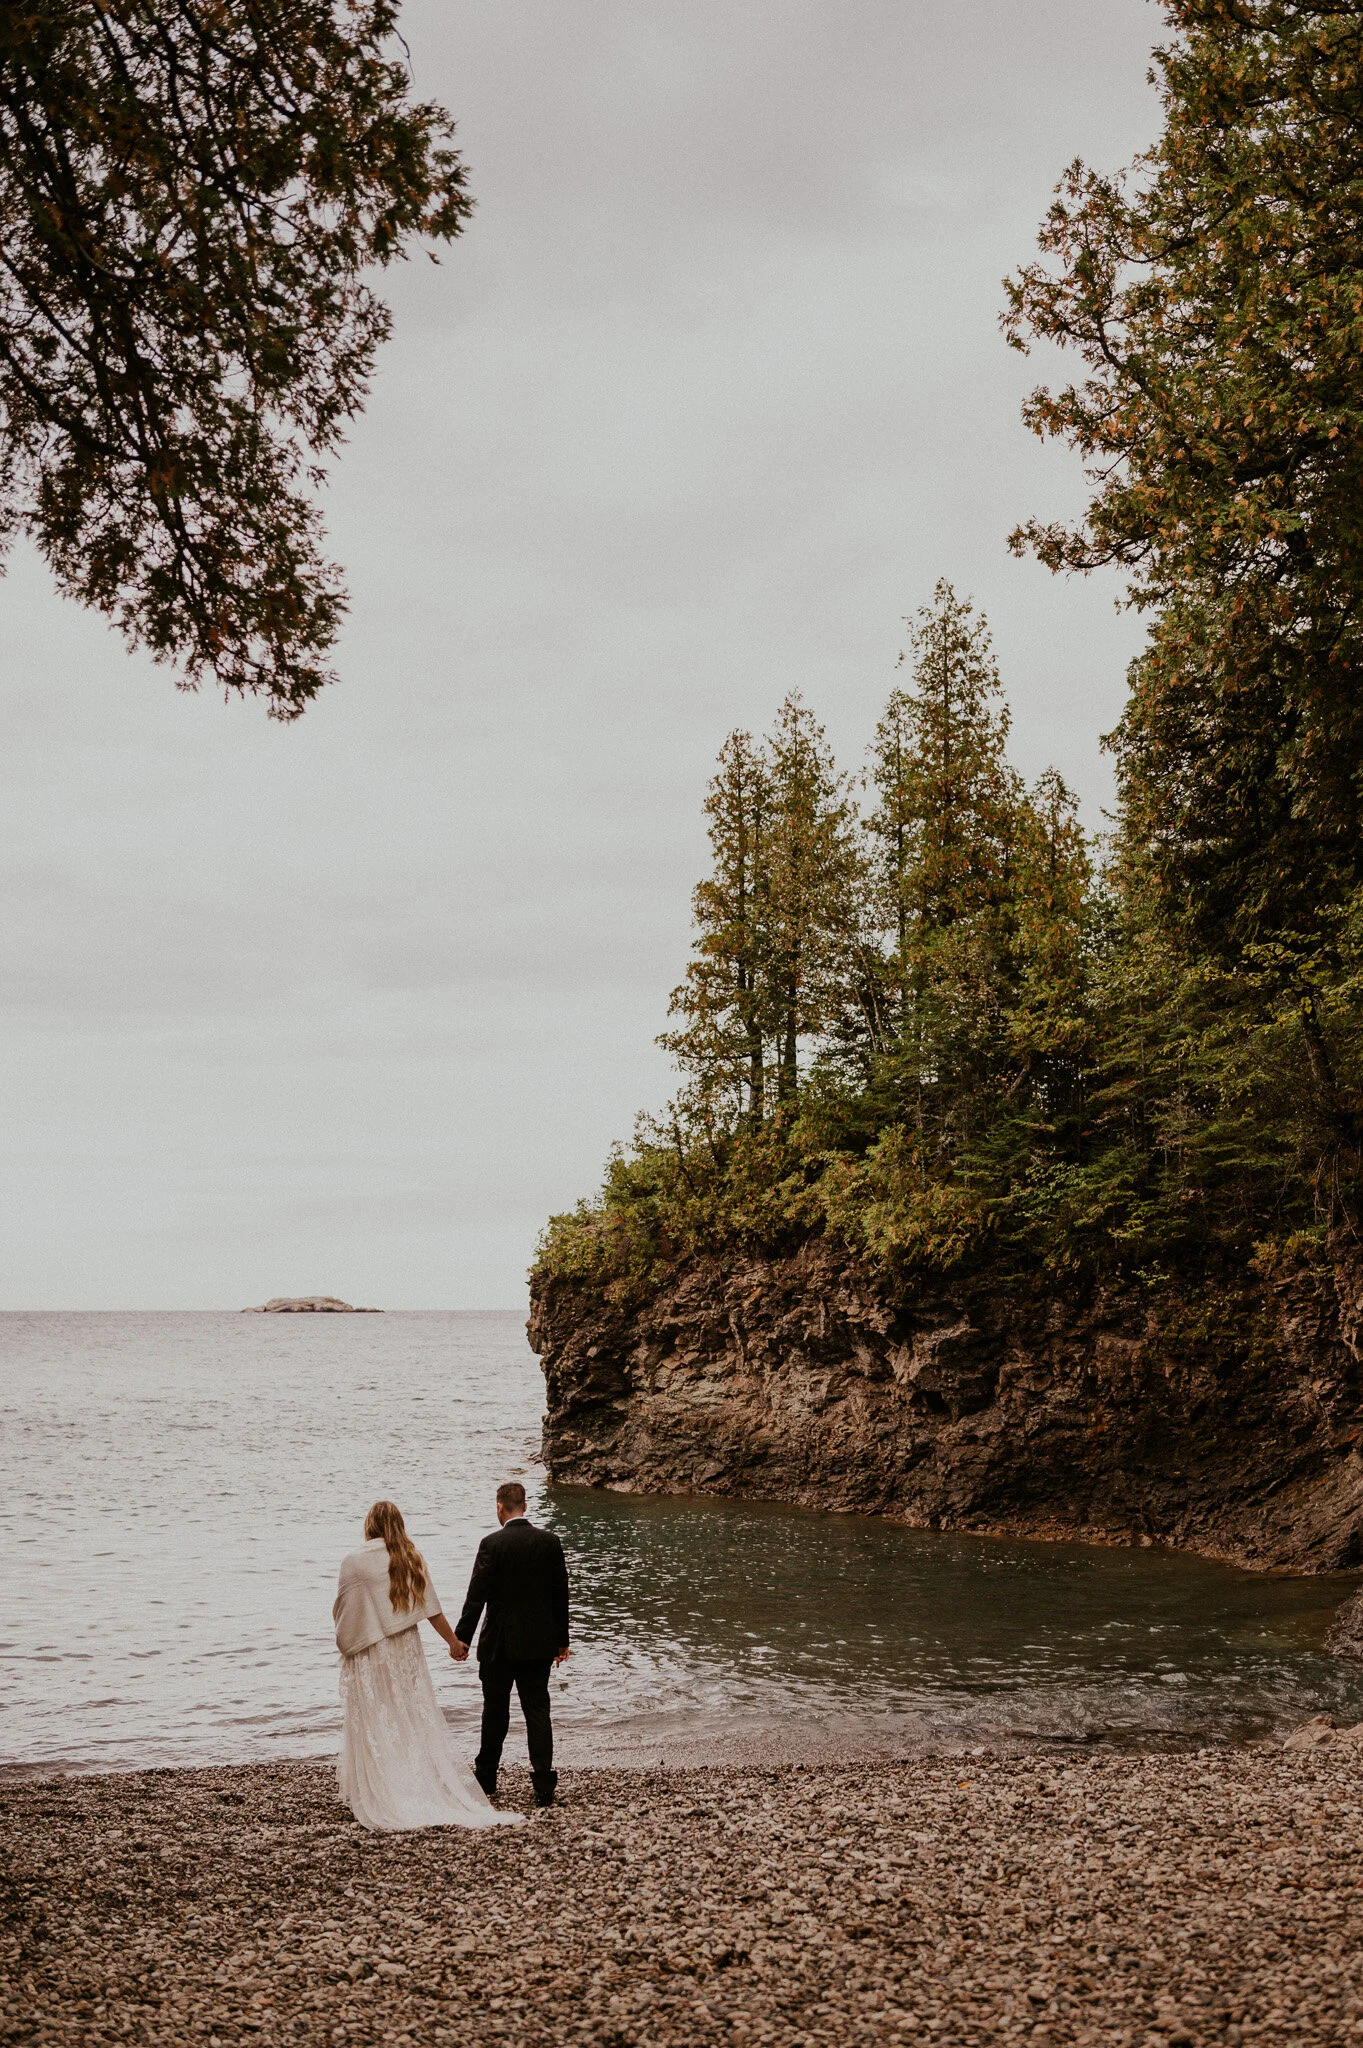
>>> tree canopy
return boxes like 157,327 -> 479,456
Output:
537,587 -> 1348,1304
538,3 -> 1363,1310
661,696 -> 860,1125
0,1 -> 470,715
1005,0 -> 1363,1200
1004,0 -> 1363,958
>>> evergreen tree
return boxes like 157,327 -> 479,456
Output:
762,693 -> 862,1101
660,729 -> 772,1125
867,582 -> 1022,952
862,583 -> 1033,1150
1008,767 -> 1093,1121
661,695 -> 861,1120
1004,0 -> 1363,1199
1002,0 -> 1363,952
537,599 -> 1110,1292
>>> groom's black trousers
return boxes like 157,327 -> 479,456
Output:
475,1656 -> 554,1788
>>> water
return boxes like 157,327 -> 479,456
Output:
3,1310 -> 1362,1776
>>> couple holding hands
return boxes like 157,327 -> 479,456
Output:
333,1483 -> 570,1831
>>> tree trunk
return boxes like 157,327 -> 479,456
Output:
1298,987 -> 1361,1232
781,1003 -> 798,1099
1300,990 -> 1340,1120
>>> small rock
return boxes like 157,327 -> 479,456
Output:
1283,1713 -> 1337,1750
8,1751 -> 1363,2048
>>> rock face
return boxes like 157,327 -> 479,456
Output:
242,1296 -> 380,1312
528,1237 -> 1363,1573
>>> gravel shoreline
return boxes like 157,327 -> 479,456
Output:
5,1751 -> 1363,2047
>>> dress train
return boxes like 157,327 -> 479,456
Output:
338,1625 -> 521,1832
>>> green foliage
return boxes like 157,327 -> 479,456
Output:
535,587 -> 1361,1303
1003,1 -> 1363,935
660,694 -> 862,1121
0,1 -> 470,714
536,8 -> 1363,1306
1005,0 -> 1363,1206
538,587 -> 1111,1296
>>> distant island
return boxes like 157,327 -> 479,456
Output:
241,1297 -> 381,1313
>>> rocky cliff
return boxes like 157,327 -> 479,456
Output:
528,1237 -> 1363,1572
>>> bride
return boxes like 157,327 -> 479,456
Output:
334,1500 -> 521,1831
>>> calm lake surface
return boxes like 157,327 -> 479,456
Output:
4,1309 -> 1363,1775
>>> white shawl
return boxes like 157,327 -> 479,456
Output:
333,1536 -> 442,1656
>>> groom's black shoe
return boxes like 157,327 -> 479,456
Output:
474,1764 -> 497,1798
532,1770 -> 558,1808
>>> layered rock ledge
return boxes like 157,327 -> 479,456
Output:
530,1239 -> 1363,1573
6,1752 -> 1363,2047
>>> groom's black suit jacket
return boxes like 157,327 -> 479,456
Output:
454,1516 -> 570,1664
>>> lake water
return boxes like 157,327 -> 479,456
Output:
4,1310 -> 1363,1776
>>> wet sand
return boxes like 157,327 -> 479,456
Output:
4,1749 -> 1363,2046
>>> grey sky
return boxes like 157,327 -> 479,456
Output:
1,1 -> 1161,1309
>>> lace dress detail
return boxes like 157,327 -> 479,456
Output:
338,1625 -> 521,1832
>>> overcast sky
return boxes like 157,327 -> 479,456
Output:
1,0 -> 1163,1311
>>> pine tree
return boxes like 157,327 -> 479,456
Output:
862,584 -> 1027,1124
1005,0 -> 1363,1197
762,694 -> 862,1101
661,695 -> 861,1121
660,730 -> 772,1124
1009,767 -> 1093,1120
1002,0 -> 1363,955
865,584 -> 1022,977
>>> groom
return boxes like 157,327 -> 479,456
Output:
451,1481 -> 571,1808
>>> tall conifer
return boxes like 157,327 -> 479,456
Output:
1006,0 -> 1363,1196
763,695 -> 862,1100
660,730 -> 772,1124
864,584 -> 1026,1090
662,696 -> 861,1117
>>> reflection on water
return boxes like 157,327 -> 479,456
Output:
2,1310 -> 1361,1774
549,1488 -> 1363,1760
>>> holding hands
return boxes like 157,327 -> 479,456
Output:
448,1635 -> 564,1665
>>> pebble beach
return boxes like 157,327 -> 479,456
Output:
5,1745 -> 1363,2048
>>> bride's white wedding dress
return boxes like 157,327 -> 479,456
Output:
338,1625 -> 518,1832
334,1535 -> 520,1833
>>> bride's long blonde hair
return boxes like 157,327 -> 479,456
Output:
364,1500 -> 428,1613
